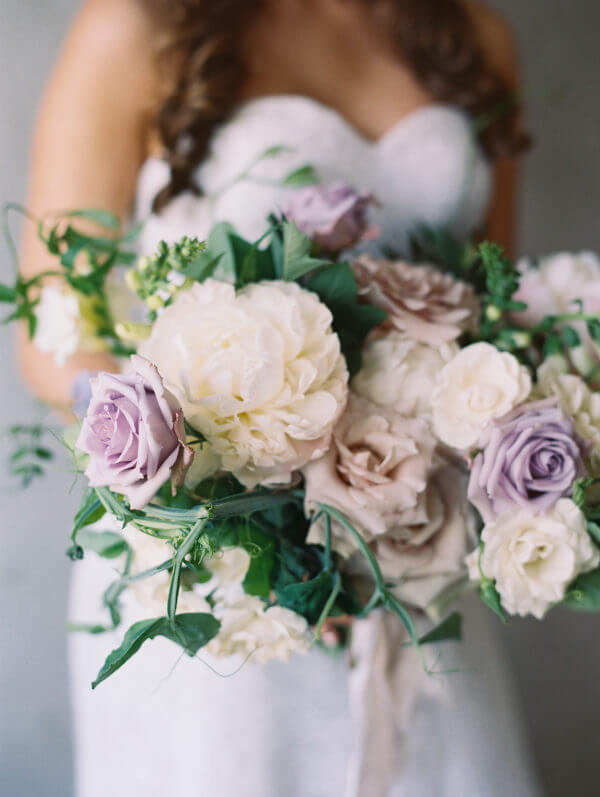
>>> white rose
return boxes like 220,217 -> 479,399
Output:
140,279 -> 348,487
207,595 -> 310,663
475,498 -> 599,619
431,342 -> 532,449
352,331 -> 458,419
33,285 -> 84,366
536,358 -> 600,469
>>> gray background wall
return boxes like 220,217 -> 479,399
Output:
1,2 -> 599,795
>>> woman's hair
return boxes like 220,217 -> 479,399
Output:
143,0 -> 528,212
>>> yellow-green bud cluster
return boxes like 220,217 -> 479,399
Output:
125,236 -> 205,318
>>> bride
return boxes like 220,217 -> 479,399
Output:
20,0 -> 542,794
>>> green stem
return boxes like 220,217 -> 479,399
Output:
312,571 -> 341,643
167,517 -> 208,622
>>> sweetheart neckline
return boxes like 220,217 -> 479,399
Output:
232,94 -> 473,149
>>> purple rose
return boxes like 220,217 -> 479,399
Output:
76,355 -> 194,509
284,182 -> 373,252
468,398 -> 587,523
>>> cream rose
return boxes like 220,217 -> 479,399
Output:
352,331 -> 458,419
471,498 -> 599,619
304,394 -> 438,556
140,279 -> 348,487
536,358 -> 600,470
431,342 -> 532,449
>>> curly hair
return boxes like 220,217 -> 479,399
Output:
142,0 -> 528,212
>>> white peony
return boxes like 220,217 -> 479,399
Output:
207,596 -> 310,663
431,342 -> 532,449
140,279 -> 348,487
472,498 -> 599,619
34,285 -> 84,366
536,357 -> 600,470
352,331 -> 458,419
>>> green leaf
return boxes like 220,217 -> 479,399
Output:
282,164 -> 319,187
91,613 -> 221,688
280,222 -> 330,281
480,579 -> 506,623
72,490 -> 106,544
275,571 -> 335,624
587,521 -> 600,545
77,530 -> 129,560
66,209 -> 120,230
418,612 -> 462,645
181,251 -> 222,282
0,283 -> 16,303
261,145 -> 293,159
587,319 -> 600,345
563,569 -> 600,611
203,222 -> 238,281
561,326 -> 581,348
306,263 -> 387,376
241,529 -> 275,598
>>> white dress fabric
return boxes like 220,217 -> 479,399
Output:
70,95 -> 542,797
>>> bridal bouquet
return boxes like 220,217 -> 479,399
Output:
3,182 -> 600,687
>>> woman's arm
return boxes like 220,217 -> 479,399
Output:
18,0 -> 158,407
471,3 -> 524,258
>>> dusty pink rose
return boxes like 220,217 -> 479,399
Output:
352,256 -> 479,345
303,394 -> 438,556
284,182 -> 374,252
362,459 -> 477,609
76,355 -> 193,509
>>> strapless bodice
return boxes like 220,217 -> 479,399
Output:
135,95 -> 492,256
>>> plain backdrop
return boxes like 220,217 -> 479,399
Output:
1,2 -> 599,796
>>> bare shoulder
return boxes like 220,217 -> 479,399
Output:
51,0 -> 159,109
467,2 -> 519,85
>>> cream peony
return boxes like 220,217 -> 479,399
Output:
431,342 -> 532,449
304,394 -> 438,556
352,255 -> 479,345
536,357 -> 600,470
140,279 -> 348,487
206,596 -> 310,663
471,498 -> 599,619
352,331 -> 458,419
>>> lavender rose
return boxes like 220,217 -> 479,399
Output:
468,398 -> 587,523
284,182 -> 373,252
76,355 -> 193,509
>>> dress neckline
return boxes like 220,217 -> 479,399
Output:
233,94 -> 472,149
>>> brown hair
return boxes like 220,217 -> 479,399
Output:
143,0 -> 528,212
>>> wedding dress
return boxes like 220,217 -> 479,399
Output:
69,95 -> 542,797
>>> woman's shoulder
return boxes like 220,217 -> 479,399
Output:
466,1 -> 519,84
54,0 -> 159,109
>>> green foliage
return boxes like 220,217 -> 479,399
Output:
418,612 -> 463,645
91,613 -> 221,688
5,423 -> 54,488
77,530 -> 129,559
480,579 -> 506,623
563,569 -> 600,611
305,263 -> 387,375
279,222 -> 330,281
282,164 -> 319,187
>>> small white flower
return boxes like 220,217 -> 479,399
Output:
34,285 -> 83,366
352,331 -> 458,419
207,595 -> 310,663
475,498 -> 599,619
431,342 -> 532,449
166,269 -> 187,287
